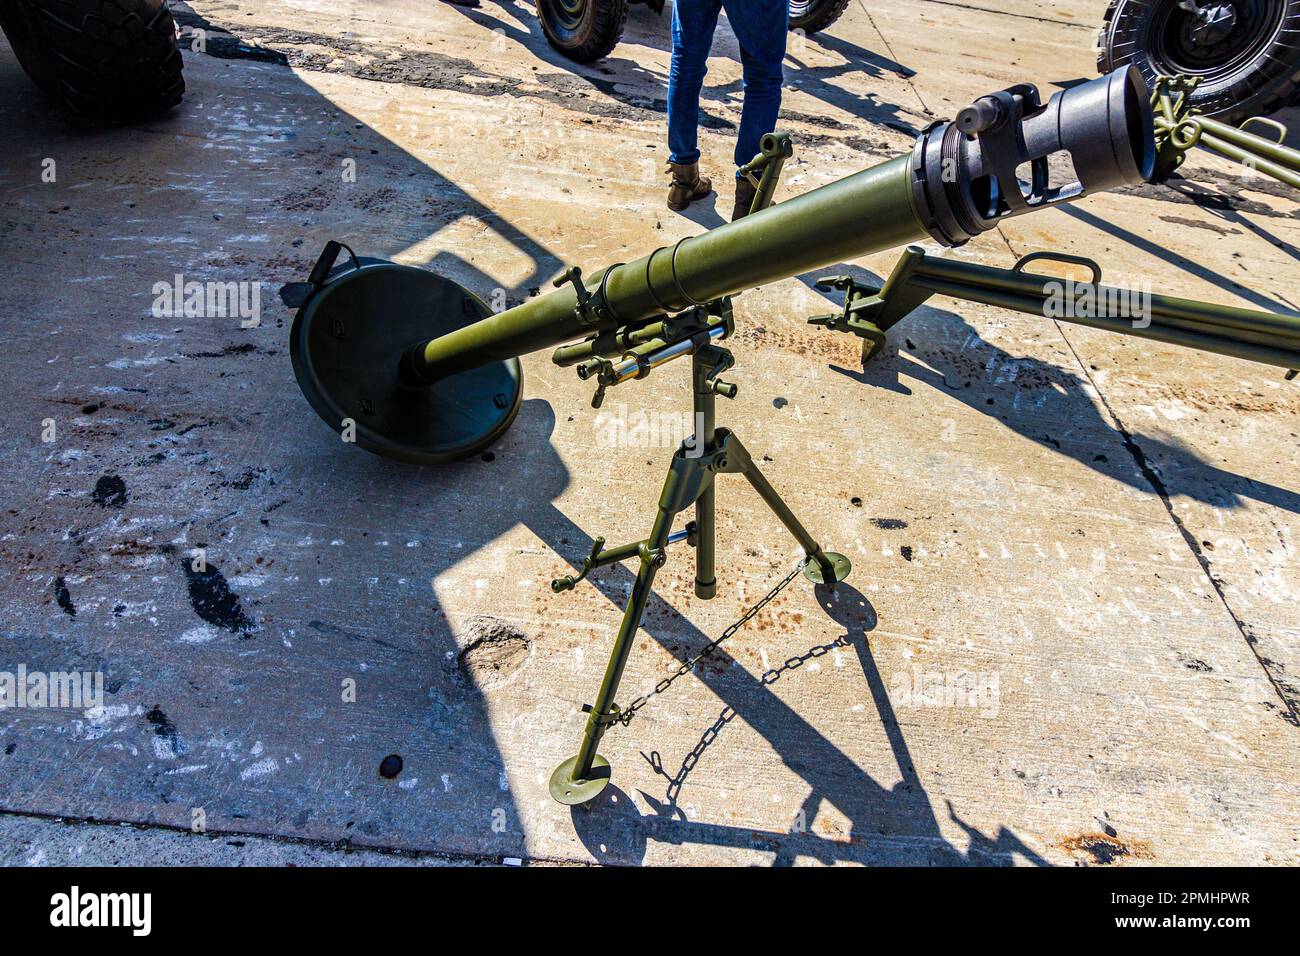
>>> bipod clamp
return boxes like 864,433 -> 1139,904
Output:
554,264 -> 624,327
575,298 -> 735,407
807,270 -> 911,364
738,132 -> 794,216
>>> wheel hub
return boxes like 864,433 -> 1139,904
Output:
1155,0 -> 1284,78
1188,3 -> 1238,45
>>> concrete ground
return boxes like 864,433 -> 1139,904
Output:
0,0 -> 1296,866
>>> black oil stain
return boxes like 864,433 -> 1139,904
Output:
4,743 -> 15,755
144,704 -> 183,754
190,35 -> 288,64
53,576 -> 76,618
872,518 -> 908,530
92,474 -> 128,508
145,705 -> 177,738
379,754 -> 403,779
181,559 -> 254,635
1065,835 -> 1130,865
182,342 -> 259,359
219,468 -> 266,490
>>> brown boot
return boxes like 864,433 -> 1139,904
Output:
731,176 -> 758,221
667,161 -> 712,211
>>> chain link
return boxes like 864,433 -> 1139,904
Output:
644,634 -> 852,807
597,557 -> 810,729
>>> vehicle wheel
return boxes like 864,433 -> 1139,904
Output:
1097,0 -> 1300,124
538,0 -> 628,63
789,0 -> 852,34
0,0 -> 184,121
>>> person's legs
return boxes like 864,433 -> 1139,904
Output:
723,0 -> 787,170
668,0 -> 723,165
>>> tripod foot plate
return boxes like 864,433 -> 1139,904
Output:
549,754 -> 611,805
804,551 -> 851,586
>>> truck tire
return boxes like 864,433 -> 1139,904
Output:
538,0 -> 628,63
1096,0 -> 1300,124
789,0 -> 852,34
0,0 -> 184,121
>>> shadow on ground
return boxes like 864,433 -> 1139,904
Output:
7,2 -> 1263,864
450,0 -> 926,145
799,265 -> 1300,515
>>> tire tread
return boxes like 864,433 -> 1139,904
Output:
0,0 -> 184,121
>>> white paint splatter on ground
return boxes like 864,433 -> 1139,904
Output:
240,758 -> 280,781
179,624 -> 221,645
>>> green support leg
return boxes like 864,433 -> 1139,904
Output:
729,438 -> 852,587
550,345 -> 851,806
693,347 -> 720,600
551,481 -> 681,806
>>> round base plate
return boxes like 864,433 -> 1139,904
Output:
549,754 -> 612,806
804,551 -> 852,586
290,262 -> 522,464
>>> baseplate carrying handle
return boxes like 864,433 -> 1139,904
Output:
307,240 -> 362,288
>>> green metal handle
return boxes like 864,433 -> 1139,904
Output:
1239,115 -> 1288,145
1013,251 -> 1102,286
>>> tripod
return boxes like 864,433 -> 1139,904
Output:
548,341 -> 851,804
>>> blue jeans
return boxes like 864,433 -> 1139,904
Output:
667,0 -> 787,174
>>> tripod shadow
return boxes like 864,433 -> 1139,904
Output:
1148,173 -> 1300,269
798,264 -> 1300,515
564,581 -> 1048,865
0,6 -> 1083,865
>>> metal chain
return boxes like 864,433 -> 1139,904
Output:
645,634 -> 852,807
599,557 -> 810,729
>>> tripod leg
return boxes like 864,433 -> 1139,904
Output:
692,348 -> 719,600
550,453 -> 711,805
695,483 -> 717,599
730,435 -> 853,586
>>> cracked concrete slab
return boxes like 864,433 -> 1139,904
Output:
0,811 -> 493,866
0,0 -> 1296,866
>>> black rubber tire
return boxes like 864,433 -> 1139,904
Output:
789,0 -> 851,34
538,0 -> 627,63
0,0 -> 184,121
1097,0 -> 1300,124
